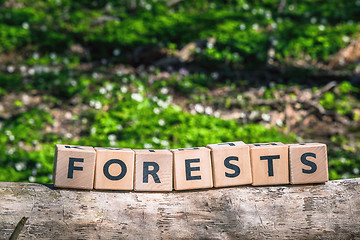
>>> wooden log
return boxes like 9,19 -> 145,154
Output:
1,179 -> 359,239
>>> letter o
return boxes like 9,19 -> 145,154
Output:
103,159 -> 127,181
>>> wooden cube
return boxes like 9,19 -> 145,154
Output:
207,141 -> 252,188
288,143 -> 328,184
94,147 -> 134,190
134,149 -> 173,192
172,147 -> 213,191
249,142 -> 289,186
53,144 -> 96,189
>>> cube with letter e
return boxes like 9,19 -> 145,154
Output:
249,142 -> 289,186
288,143 -> 328,184
172,147 -> 213,191
53,144 -> 96,189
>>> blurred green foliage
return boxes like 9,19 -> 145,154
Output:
0,0 -> 360,183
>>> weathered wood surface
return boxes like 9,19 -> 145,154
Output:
1,179 -> 359,239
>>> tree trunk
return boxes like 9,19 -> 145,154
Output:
1,179 -> 359,239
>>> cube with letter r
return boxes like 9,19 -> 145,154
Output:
288,143 -> 328,184
53,144 -> 96,189
134,149 -> 173,192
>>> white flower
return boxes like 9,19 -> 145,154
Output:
144,3 -> 152,10
90,127 -> 96,135
22,22 -> 29,29
144,143 -> 153,149
152,137 -> 160,144
261,113 -> 271,122
36,163 -> 42,169
214,111 -> 220,118
242,4 -> 249,10
239,24 -> 246,30
252,24 -> 259,31
194,104 -> 204,113
207,41 -> 214,49
99,87 -> 106,94
69,79 -> 77,86
92,72 -> 99,79
15,162 -> 26,171
310,17 -> 317,24
89,99 -> 102,109
28,176 -> 36,182
239,112 -> 246,118
342,173 -> 349,179
318,25 -> 325,31
28,68 -> 35,75
108,134 -> 117,141
113,48 -> 120,56
160,140 -> 169,146
276,119 -> 283,127
9,135 -> 15,141
117,124 -> 123,131
7,65 -> 15,73
65,132 -> 72,138
94,101 -> 102,109
160,87 -> 169,94
342,35 -> 350,43
205,106 -> 213,115
153,108 -> 160,114
158,119 -> 165,126
353,168 -> 359,175
20,65 -> 27,73
131,93 -> 143,102
105,83 -> 113,91
157,99 -> 170,108
120,86 -> 128,93
211,72 -> 219,79
33,52 -> 39,60
7,148 -> 15,155
50,52 -> 57,60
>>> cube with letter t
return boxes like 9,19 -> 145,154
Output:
53,144 -> 96,189
172,147 -> 213,190
94,147 -> 134,190
249,142 -> 289,186
288,143 -> 328,184
134,149 -> 173,192
207,141 -> 252,188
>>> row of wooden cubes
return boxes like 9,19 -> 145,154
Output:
53,141 -> 328,191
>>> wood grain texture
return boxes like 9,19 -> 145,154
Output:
207,141 -> 252,187
94,147 -> 134,190
1,179 -> 359,239
53,144 -> 96,190
249,143 -> 289,186
288,143 -> 328,184
172,147 -> 213,191
134,149 -> 173,192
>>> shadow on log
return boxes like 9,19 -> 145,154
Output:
1,179 -> 360,239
